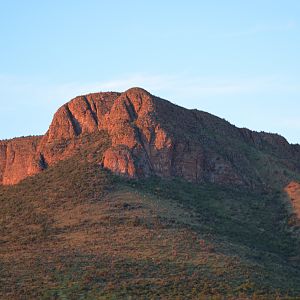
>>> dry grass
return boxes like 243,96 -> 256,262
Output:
0,148 -> 300,299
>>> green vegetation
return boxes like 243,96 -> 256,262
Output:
129,177 -> 299,257
0,133 -> 300,299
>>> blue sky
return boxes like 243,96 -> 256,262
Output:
1,1 -> 300,143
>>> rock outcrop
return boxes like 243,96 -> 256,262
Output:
1,87 -> 300,187
285,181 -> 300,224
0,136 -> 42,185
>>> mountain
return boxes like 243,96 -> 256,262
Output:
0,87 -> 300,299
1,87 -> 300,188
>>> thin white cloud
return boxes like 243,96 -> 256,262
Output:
223,21 -> 296,38
0,73 -> 299,108
78,73 -> 299,100
279,117 -> 300,130
70,74 -> 282,95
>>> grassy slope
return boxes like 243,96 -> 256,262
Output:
0,137 -> 300,299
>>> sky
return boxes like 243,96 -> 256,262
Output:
0,1 -> 300,143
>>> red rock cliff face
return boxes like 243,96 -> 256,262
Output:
37,92 -> 119,166
0,136 -> 42,185
1,87 -> 300,186
285,182 -> 300,223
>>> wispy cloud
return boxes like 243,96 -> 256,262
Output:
279,117 -> 300,130
223,21 -> 296,38
0,72 -> 299,108
75,73 -> 300,101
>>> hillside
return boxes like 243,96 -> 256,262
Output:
1,88 -> 300,299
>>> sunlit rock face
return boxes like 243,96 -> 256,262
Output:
285,181 -> 300,224
0,137 -> 42,185
1,87 -> 300,187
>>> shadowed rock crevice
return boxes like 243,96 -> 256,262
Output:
83,96 -> 99,126
123,96 -> 138,121
38,153 -> 48,170
65,104 -> 82,136
0,143 -> 7,183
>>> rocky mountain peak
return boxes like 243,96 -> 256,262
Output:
1,88 -> 300,189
